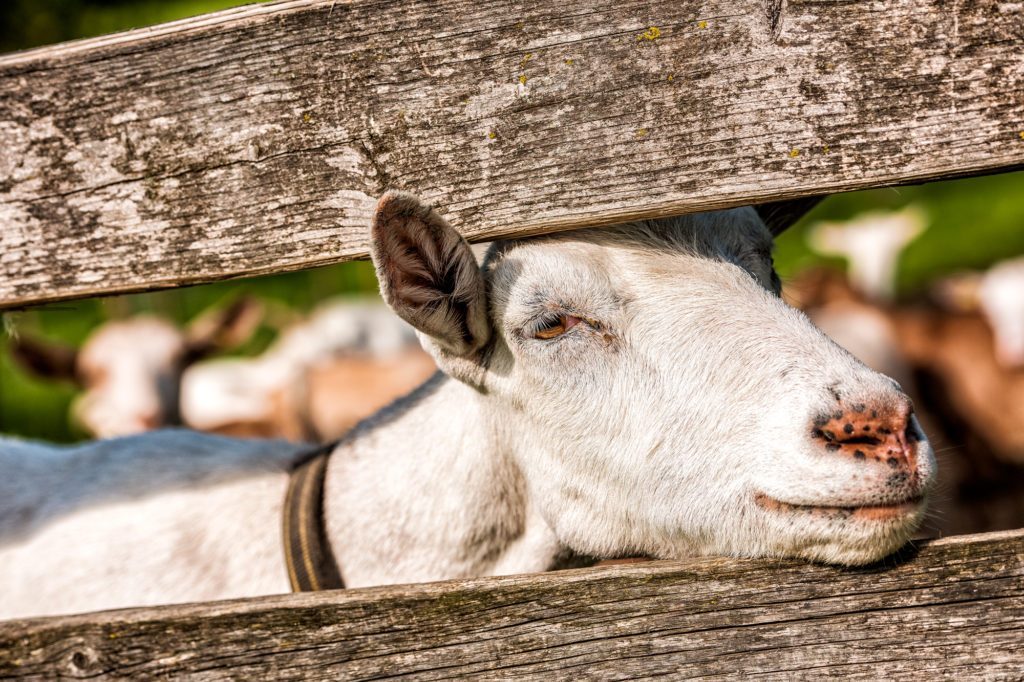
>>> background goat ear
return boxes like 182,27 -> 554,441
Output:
10,336 -> 80,384
371,191 -> 491,361
184,296 -> 264,362
755,196 -> 824,236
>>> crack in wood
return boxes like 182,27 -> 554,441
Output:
764,0 -> 785,41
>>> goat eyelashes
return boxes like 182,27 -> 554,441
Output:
528,312 -> 588,340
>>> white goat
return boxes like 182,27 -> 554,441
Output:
808,205 -> 926,301
180,299 -> 428,439
0,193 -> 935,620
935,255 -> 1024,369
9,299 -> 261,438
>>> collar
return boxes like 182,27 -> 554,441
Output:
282,442 -> 344,592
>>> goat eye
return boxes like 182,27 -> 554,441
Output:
533,314 -> 581,340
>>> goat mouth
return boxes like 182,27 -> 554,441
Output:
754,492 -> 924,521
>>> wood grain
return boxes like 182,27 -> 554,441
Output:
0,529 -> 1021,679
1,0 -> 1022,309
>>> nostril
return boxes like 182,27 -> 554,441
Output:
905,415 -> 926,443
837,434 -> 882,446
809,427 -> 881,447
810,400 -> 919,470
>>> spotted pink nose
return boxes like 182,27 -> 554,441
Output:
811,401 -> 921,473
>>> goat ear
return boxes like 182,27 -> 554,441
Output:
370,192 -> 491,363
9,336 -> 80,384
184,296 -> 264,361
756,196 -> 823,236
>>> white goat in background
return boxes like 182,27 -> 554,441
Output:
8,299 -> 261,438
809,205 -> 926,301
936,255 -> 1024,369
180,299 -> 434,440
7,297 -> 433,442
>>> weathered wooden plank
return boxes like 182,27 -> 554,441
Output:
1,0 -> 1022,309
0,530 -> 1021,679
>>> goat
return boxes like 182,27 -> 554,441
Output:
808,205 -> 926,301
0,193 -> 935,619
180,299 -> 434,440
934,255 -> 1024,369
8,299 -> 261,438
786,267 -> 1024,536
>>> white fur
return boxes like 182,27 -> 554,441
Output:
977,257 -> 1024,368
0,431 -> 304,618
809,205 -> 926,300
74,318 -> 187,437
0,202 -> 935,620
808,303 -> 913,388
180,299 -> 419,432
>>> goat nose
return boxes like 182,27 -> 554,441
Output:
810,400 -> 922,472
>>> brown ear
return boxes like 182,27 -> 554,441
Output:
184,296 -> 264,362
756,196 -> 824,236
9,335 -> 80,384
370,191 -> 491,359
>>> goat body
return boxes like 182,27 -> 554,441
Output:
0,195 -> 936,620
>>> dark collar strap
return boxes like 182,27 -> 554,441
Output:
283,442 -> 344,592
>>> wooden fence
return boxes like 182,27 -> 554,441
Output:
1,0 -> 1023,678
1,0 -> 1021,308
0,530 -> 1021,678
